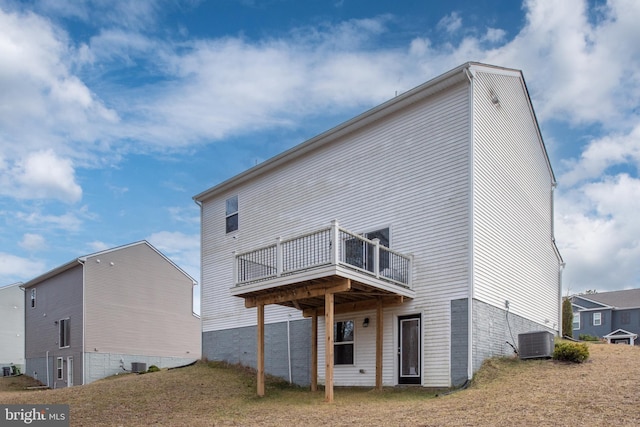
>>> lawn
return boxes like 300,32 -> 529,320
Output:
2,342 -> 639,426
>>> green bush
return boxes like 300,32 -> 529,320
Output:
578,334 -> 600,342
147,365 -> 160,373
553,342 -> 589,363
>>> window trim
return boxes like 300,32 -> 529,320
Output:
56,357 -> 63,380
572,312 -> 580,330
334,320 -> 355,366
593,312 -> 602,326
59,318 -> 70,348
225,195 -> 238,233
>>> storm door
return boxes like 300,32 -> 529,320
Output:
398,314 -> 421,384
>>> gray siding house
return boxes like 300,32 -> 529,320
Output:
0,283 -> 25,375
571,289 -> 640,345
194,62 -> 563,398
21,241 -> 201,388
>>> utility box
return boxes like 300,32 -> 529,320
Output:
131,362 -> 147,373
518,331 -> 555,359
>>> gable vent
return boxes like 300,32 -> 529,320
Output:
518,331 -> 554,359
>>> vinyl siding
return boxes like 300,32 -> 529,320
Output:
201,80 -> 471,387
471,70 -> 560,330
24,265 -> 83,387
0,284 -> 25,369
83,243 -> 201,359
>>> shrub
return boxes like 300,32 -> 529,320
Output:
578,334 -> 600,342
553,342 -> 589,363
147,365 -> 160,373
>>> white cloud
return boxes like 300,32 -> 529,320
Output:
0,252 -> 46,283
19,233 -> 47,252
438,12 -> 462,33
0,150 -> 82,203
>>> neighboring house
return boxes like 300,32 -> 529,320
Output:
571,289 -> 640,345
0,283 -> 25,375
194,62 -> 563,400
21,241 -> 201,388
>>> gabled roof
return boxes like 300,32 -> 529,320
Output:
603,329 -> 638,339
574,289 -> 640,310
193,62 -> 555,203
21,241 -> 196,289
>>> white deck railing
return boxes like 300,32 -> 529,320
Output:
234,220 -> 412,288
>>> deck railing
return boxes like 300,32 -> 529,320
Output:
234,220 -> 412,288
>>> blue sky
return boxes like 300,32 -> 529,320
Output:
1,0 -> 640,308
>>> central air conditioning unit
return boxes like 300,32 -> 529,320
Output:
131,362 -> 147,373
518,331 -> 555,359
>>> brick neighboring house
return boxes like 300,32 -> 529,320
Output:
571,289 -> 640,345
21,241 -> 201,387
194,62 -> 563,399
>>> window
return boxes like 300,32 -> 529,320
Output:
59,318 -> 70,348
56,357 -> 63,380
225,195 -> 238,233
593,312 -> 602,326
334,320 -> 354,365
572,312 -> 580,330
30,289 -> 36,308
344,227 -> 390,272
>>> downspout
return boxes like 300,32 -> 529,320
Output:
287,314 -> 292,383
79,258 -> 86,385
464,65 -> 475,382
45,350 -> 50,388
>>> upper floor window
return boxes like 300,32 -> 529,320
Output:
593,312 -> 602,326
30,289 -> 36,308
225,195 -> 238,233
59,318 -> 70,348
572,312 -> 580,330
334,320 -> 354,365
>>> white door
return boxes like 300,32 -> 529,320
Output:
66,357 -> 73,386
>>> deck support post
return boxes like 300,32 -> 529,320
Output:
375,297 -> 383,390
257,303 -> 265,397
325,291 -> 334,403
311,313 -> 318,392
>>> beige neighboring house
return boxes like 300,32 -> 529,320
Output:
0,283 -> 25,376
21,241 -> 201,388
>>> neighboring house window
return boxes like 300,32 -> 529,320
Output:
344,228 -> 390,272
621,312 -> 631,325
59,318 -> 70,348
56,357 -> 63,380
593,312 -> 602,326
334,320 -> 354,365
225,195 -> 238,233
572,312 -> 580,330
30,289 -> 36,308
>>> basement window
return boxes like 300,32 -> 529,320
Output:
334,320 -> 354,365
225,195 -> 238,233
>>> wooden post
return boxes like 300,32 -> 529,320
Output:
257,303 -> 265,397
311,313 -> 318,392
325,291 -> 334,403
375,297 -> 383,390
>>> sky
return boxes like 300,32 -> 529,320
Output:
1,0 -> 640,309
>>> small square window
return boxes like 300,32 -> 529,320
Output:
225,196 -> 238,233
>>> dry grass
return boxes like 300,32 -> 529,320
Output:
2,343 -> 640,426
